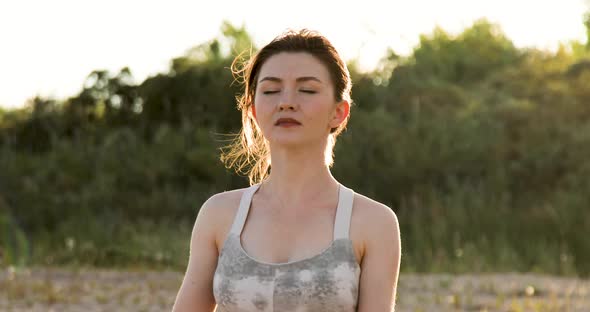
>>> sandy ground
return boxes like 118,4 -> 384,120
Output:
1,267 -> 588,311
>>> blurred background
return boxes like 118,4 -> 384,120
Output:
1,0 -> 590,279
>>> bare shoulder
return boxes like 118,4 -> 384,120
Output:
351,192 -> 399,236
349,191 -> 401,263
172,187 -> 249,311
197,187 -> 250,252
200,187 -> 245,216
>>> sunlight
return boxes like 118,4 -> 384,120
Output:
0,0 -> 587,108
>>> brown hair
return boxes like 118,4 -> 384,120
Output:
220,29 -> 353,185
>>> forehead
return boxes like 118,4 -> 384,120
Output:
257,52 -> 331,82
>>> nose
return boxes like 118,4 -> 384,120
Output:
278,90 -> 297,111
278,102 -> 294,111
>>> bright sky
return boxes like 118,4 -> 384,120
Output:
0,0 -> 587,109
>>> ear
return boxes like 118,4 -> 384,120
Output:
329,100 -> 350,130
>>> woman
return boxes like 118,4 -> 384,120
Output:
172,29 -> 401,311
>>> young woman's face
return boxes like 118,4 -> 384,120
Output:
252,52 -> 349,147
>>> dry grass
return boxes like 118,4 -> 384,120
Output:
396,272 -> 589,311
0,266 -> 588,311
0,266 -> 181,312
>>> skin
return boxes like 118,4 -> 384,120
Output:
172,52 -> 401,311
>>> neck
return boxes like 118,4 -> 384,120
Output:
260,141 -> 339,210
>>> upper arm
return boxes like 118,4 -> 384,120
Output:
172,194 -> 224,312
357,202 -> 402,312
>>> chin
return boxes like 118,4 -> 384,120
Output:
268,134 -> 327,149
267,134 -> 309,147
269,138 -> 306,148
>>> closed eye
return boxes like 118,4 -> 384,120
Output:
263,91 -> 279,95
300,90 -> 316,94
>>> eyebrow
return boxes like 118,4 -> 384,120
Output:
258,76 -> 322,83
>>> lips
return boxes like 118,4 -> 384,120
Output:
275,118 -> 301,126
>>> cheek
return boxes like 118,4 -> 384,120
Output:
306,97 -> 334,119
254,101 -> 272,118
252,101 -> 275,130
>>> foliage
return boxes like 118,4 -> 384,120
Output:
1,19 -> 590,276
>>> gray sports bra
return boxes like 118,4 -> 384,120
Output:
213,183 -> 361,311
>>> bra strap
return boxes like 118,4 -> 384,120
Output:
231,183 -> 354,239
230,184 -> 260,235
334,184 -> 355,240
